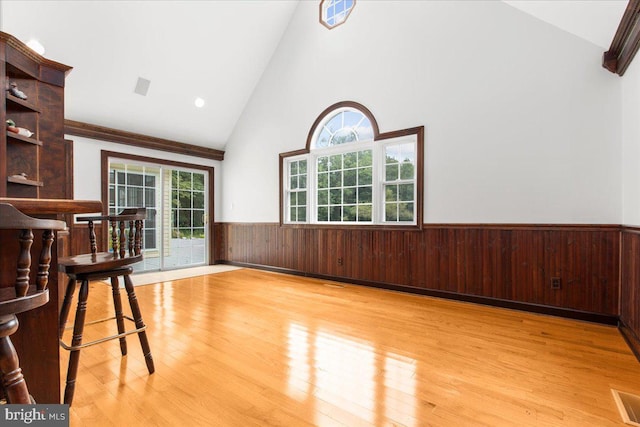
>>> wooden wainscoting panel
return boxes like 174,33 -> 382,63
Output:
215,223 -> 620,318
621,228 -> 640,359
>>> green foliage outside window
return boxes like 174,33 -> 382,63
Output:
171,170 -> 207,238
317,149 -> 374,223
288,159 -> 308,222
283,105 -> 419,225
384,152 -> 415,222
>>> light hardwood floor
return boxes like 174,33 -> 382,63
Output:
62,268 -> 640,426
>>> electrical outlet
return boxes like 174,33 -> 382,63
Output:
551,277 -> 561,289
337,257 -> 344,265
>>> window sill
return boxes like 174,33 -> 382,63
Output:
279,222 -> 423,231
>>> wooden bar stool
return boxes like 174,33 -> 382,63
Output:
0,203 -> 66,404
57,208 -> 154,406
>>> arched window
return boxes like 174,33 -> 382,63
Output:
280,101 -> 424,227
312,107 -> 374,148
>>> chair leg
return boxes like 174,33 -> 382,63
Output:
0,315 -> 31,404
110,276 -> 128,356
63,279 -> 90,406
59,277 -> 77,339
123,274 -> 155,375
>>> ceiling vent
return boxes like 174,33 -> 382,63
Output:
134,77 -> 151,96
612,389 -> 640,426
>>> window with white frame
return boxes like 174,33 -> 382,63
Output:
320,0 -> 356,29
282,102 -> 423,226
109,162 -> 160,250
288,158 -> 308,222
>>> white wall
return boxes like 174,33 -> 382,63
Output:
622,57 -> 640,226
222,0 -> 622,224
71,136 -> 223,220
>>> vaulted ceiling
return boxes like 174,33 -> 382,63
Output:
504,0 -> 626,49
0,0 -> 299,150
0,0 -> 627,151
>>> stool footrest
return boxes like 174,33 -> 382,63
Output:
59,315 -> 146,351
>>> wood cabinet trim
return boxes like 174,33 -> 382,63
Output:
0,31 -> 72,81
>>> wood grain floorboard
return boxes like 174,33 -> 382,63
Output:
61,268 -> 640,426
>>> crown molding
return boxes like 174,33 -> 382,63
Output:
603,0 -> 640,76
64,120 -> 224,161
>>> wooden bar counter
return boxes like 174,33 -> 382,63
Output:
0,198 -> 102,403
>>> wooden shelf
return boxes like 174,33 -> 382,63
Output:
6,94 -> 40,113
6,131 -> 42,146
7,176 -> 43,187
5,61 -> 37,79
0,30 -> 74,404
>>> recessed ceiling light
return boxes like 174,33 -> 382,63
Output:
26,39 -> 45,56
194,97 -> 205,108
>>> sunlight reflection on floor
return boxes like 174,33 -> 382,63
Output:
286,322 -> 417,426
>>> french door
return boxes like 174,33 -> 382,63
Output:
108,160 -> 209,272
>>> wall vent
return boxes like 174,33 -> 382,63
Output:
612,389 -> 640,426
134,77 -> 151,96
